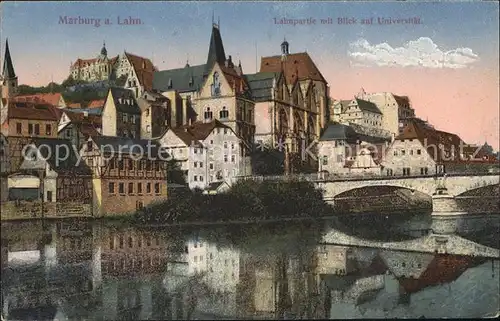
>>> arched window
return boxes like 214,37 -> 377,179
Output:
219,106 -> 229,119
204,107 -> 213,121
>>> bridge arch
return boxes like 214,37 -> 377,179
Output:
448,174 -> 499,196
319,178 -> 436,201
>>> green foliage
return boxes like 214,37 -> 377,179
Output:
166,159 -> 187,185
134,179 -> 332,225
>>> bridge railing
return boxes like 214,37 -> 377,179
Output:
235,170 -> 500,183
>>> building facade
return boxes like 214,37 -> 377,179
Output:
101,87 -> 141,138
80,136 -> 168,217
318,122 -> 389,176
356,89 -> 415,137
157,119 -> 251,190
138,91 -> 170,140
58,109 -> 102,149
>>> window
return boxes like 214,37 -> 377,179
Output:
403,168 -> 411,176
231,155 -> 235,163
194,175 -> 198,181
200,175 -> 204,182
128,237 -> 133,248
122,113 -> 127,123
420,167 -> 428,175
146,160 -> 152,171
137,183 -> 142,194
199,162 -> 203,168
220,106 -> 229,119
119,183 -> 125,194
224,128 -> 228,135
401,150 -> 406,155
87,141 -> 93,152
410,150 -> 414,155
145,109 -> 150,117
224,155 -> 228,163
210,140 -> 214,145
147,183 -> 151,194
34,124 -> 40,135
394,150 -> 398,156
224,142 -> 228,149
128,159 -> 133,170
119,235 -> 124,249
128,182 -> 134,194
204,107 -> 213,120
194,256 -> 198,263
336,154 -> 343,163
209,163 -> 214,170
137,201 -> 144,210
146,125 -> 151,133
16,123 -> 22,134
417,149 -> 421,155
47,191 -> 53,202
118,159 -> 124,170
110,236 -> 115,250
109,182 -> 115,193
231,142 -> 235,150
194,162 -> 198,168
154,183 -> 160,194
28,123 -> 34,134
46,124 -> 52,136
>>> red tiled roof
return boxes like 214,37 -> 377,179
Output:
87,99 -> 105,109
13,93 -> 64,106
396,119 -> 467,163
170,128 -> 200,146
220,64 -> 249,95
260,52 -> 326,84
64,110 -> 102,126
79,123 -> 100,137
392,94 -> 410,107
7,101 -> 59,121
125,52 -> 156,91
67,103 -> 82,109
398,254 -> 485,294
181,119 -> 232,141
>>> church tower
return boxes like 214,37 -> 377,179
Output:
205,20 -> 227,75
1,39 -> 18,99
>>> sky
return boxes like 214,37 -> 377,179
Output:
1,1 -> 499,146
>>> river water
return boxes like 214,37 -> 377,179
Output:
1,212 -> 499,320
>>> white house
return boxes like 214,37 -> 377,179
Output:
157,119 -> 251,191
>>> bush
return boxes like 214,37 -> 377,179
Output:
134,179 -> 332,225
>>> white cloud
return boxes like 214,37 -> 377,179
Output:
348,37 -> 479,68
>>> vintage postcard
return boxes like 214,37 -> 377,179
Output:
0,1 -> 499,320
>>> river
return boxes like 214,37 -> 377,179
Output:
1,212 -> 499,320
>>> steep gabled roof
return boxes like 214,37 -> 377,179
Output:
206,24 -> 227,73
14,93 -> 64,107
107,87 -> 141,114
260,52 -> 326,84
356,99 -> 382,114
244,72 -> 280,102
7,101 -> 59,121
125,52 -> 156,91
182,119 -> 232,141
2,39 -> 17,79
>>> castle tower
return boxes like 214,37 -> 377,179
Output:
1,39 -> 18,99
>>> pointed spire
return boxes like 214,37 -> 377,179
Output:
2,39 -> 17,79
205,20 -> 226,73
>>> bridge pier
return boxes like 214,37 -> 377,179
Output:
431,186 -> 464,234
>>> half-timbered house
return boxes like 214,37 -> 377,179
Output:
80,135 -> 169,217
16,138 -> 92,204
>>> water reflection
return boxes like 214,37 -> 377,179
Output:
1,215 -> 499,320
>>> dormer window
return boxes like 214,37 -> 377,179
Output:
189,76 -> 194,87
168,79 -> 173,89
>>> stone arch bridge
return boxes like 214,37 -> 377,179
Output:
316,173 -> 499,200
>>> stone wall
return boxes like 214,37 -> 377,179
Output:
0,201 -> 93,220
